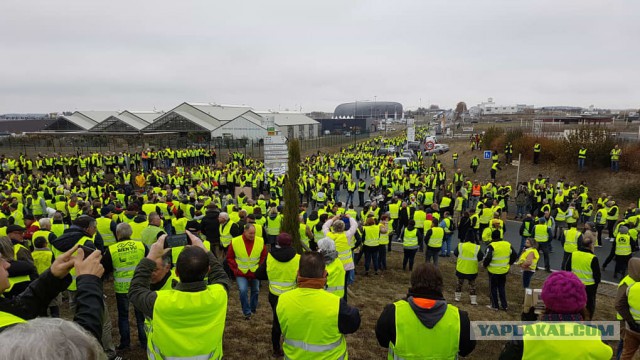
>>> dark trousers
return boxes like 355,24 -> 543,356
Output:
596,225 -> 604,246
533,152 -> 540,164
268,294 -> 282,352
403,248 -> 418,270
115,293 -> 146,347
489,273 -> 508,309
364,246 -> 379,272
358,191 -> 365,206
538,242 -> 551,271
585,284 -> 598,320
607,220 -> 616,238
522,271 -> 534,288
378,245 -> 387,270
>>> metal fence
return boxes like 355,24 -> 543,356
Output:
0,130 -> 377,160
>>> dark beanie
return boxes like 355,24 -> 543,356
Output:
277,233 -> 292,247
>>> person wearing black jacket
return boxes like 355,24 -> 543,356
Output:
456,211 -> 472,242
376,263 -> 475,358
255,233 -> 299,357
518,214 -> 535,254
0,245 -> 104,341
200,204 -> 220,249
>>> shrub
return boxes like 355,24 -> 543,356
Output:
483,126 -> 505,150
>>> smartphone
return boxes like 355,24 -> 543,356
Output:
165,234 -> 189,248
79,245 -> 95,259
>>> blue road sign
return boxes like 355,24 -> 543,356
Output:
483,150 -> 492,160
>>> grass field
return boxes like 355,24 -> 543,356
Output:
83,246 -> 621,360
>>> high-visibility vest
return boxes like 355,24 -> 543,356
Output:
67,203 -> 80,221
363,225 -> 380,247
571,251 -> 596,286
611,148 -> 621,161
578,148 -> 587,159
267,253 -> 300,296
616,234 -> 632,256
0,311 -> 26,328
534,224 -> 549,243
328,232 -> 353,269
472,185 -> 481,196
488,241 -> 511,275
299,224 -> 310,248
171,218 -> 188,235
389,203 -> 400,219
31,230 -> 52,244
522,322 -> 612,359
266,216 -> 282,236
52,235 -> 93,291
608,206 -> 619,221
519,248 -> 539,272
325,258 -> 346,298
148,285 -> 227,359
7,273 -> 31,293
617,276 -> 636,320
232,236 -> 264,274
555,208 -> 567,222
389,300 -> 460,360
96,217 -> 116,246
563,228 -> 580,253
456,242 -> 480,275
141,225 -> 165,247
414,211 -> 427,229
109,240 -> 146,294
379,223 -> 390,245
130,221 -> 148,242
628,283 -> 640,322
32,249 -> 53,275
428,227 -> 445,248
50,223 -> 68,237
277,288 -> 347,360
403,228 -> 419,250
219,221 -> 234,247
10,209 -> 25,227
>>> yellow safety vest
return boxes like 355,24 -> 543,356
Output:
456,242 -> 480,275
266,216 -> 282,236
389,301 -> 460,360
571,251 -> 595,286
616,234 -> 632,256
563,228 -> 579,253
488,241 -> 511,275
0,311 -> 26,328
32,249 -> 53,275
149,285 -> 227,359
232,236 -> 264,274
130,221 -> 148,242
534,224 -> 549,243
428,227 -> 445,248
519,248 -> 539,272
219,221 -> 234,247
325,258 -> 346,298
267,253 -> 300,295
96,217 -> 116,246
617,276 -> 636,320
277,288 -> 347,360
403,228 -> 419,249
522,322 -> 612,359
52,236 -> 93,291
109,240 -> 146,293
328,232 -> 353,269
363,225 -> 380,247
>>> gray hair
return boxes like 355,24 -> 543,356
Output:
0,236 -> 13,261
116,222 -> 133,241
332,220 -> 345,233
0,317 -> 106,360
219,212 -> 229,221
38,218 -> 51,229
317,238 -> 338,264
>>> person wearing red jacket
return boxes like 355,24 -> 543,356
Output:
227,224 -> 267,320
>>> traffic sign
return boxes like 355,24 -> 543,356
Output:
483,150 -> 492,160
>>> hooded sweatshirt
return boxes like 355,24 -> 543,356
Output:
375,290 -> 475,357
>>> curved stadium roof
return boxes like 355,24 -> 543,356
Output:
334,101 -> 403,119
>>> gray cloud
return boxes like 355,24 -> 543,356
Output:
1,0 -> 638,113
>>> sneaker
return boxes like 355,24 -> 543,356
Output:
595,245 -> 602,248
486,305 -> 499,311
244,314 -> 252,320
609,238 -> 615,243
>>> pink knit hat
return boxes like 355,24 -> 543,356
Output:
541,271 -> 587,314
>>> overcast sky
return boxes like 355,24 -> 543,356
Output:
1,0 -> 638,114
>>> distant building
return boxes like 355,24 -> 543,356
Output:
333,101 -> 403,120
256,111 -> 319,139
314,118 -> 377,135
469,98 -> 533,116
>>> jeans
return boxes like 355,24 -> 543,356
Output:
268,295 -> 282,352
115,293 -> 146,347
426,248 -> 440,267
489,273 -> 508,309
538,242 -> 551,271
522,271 -> 534,288
578,158 -> 585,171
519,237 -> 527,254
236,277 -> 260,316
516,204 -> 525,217
346,192 -> 354,206
612,160 -> 619,173
441,235 -> 452,256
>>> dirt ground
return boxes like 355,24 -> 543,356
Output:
61,249 -> 622,360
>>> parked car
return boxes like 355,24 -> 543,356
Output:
393,157 -> 410,168
344,131 -> 351,137
424,143 -> 450,155
404,141 -> 422,151
401,150 -> 416,159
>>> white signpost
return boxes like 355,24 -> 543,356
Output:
406,118 -> 415,142
264,135 -> 288,176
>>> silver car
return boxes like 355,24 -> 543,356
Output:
424,143 -> 450,155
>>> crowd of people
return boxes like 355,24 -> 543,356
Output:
0,127 -> 637,359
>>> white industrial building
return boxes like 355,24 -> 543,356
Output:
257,111 -> 319,139
469,98 -> 533,116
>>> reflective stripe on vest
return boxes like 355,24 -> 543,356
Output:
563,228 -> 579,253
325,258 -> 346,298
456,242 -> 480,275
534,224 -> 549,243
571,251 -> 595,285
488,241 -> 511,274
616,234 -> 632,255
428,227 -> 444,248
363,225 -> 380,247
232,236 -> 264,274
403,228 -> 419,249
267,253 -> 300,295
328,232 -> 353,268
219,221 -> 234,247
110,240 -> 146,293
